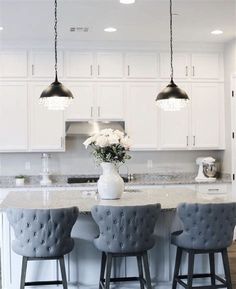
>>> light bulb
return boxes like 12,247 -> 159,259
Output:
40,96 -> 72,110
120,0 -> 135,4
156,98 -> 188,112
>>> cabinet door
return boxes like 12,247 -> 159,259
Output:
30,50 -> 63,78
29,83 -> 65,151
65,83 -> 95,120
65,51 -> 93,78
0,51 -> 27,78
97,53 -> 123,78
159,83 -> 191,149
191,53 -> 220,79
126,84 -> 158,150
0,83 -> 28,151
126,53 -> 158,78
97,83 -> 124,120
160,53 -> 190,79
191,83 -> 221,149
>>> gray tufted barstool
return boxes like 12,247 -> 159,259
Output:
91,204 -> 161,289
6,207 -> 79,289
171,203 -> 236,289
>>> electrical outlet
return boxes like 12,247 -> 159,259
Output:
25,161 -> 31,170
147,160 -> 153,169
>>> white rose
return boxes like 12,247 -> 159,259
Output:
121,136 -> 131,149
114,130 -> 124,139
83,136 -> 95,149
108,134 -> 119,145
100,128 -> 113,136
95,135 -> 109,147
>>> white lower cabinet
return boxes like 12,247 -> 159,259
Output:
191,83 -> 224,149
28,83 -> 65,151
0,83 -> 28,151
125,83 -> 159,150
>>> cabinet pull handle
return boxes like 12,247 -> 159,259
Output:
61,137 -> 64,148
98,107 -> 101,118
90,107 -> 93,118
32,64 -> 35,76
192,66 -> 195,77
128,65 -> 130,76
90,65 -> 93,76
98,65 -> 100,76
185,66 -> 188,77
193,136 -> 196,146
208,188 -> 220,192
186,136 -> 189,146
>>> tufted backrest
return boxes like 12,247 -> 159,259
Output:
6,207 -> 79,258
174,203 -> 236,250
91,204 -> 161,253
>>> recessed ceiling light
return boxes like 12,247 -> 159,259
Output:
211,30 -> 223,35
0,27 -> 3,31
104,27 -> 117,33
120,0 -> 135,4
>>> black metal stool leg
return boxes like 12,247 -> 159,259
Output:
172,247 -> 183,289
99,252 -> 107,289
209,252 -> 216,286
20,257 -> 28,289
187,250 -> 195,289
222,249 -> 233,289
104,253 -> 112,289
142,251 -> 152,289
59,256 -> 68,289
137,255 -> 145,289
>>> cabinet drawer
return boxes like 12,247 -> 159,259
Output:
197,184 -> 228,194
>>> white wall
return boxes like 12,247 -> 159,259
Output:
222,39 -> 236,174
0,136 -> 223,176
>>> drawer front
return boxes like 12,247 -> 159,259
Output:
197,184 -> 228,194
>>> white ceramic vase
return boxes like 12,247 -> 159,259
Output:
97,162 -> 124,200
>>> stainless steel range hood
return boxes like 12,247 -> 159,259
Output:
66,121 -> 125,136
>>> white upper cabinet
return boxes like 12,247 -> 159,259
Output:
0,51 -> 27,78
29,83 -> 65,151
160,53 -> 190,79
125,53 -> 158,78
158,83 -> 191,149
191,53 -> 220,79
30,50 -> 63,78
65,52 -> 94,78
126,83 -> 158,150
191,83 -> 222,149
97,53 -> 123,78
0,83 -> 28,151
97,83 -> 124,120
65,83 -> 95,120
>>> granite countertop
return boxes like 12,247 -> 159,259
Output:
1,187 -> 235,212
0,173 -> 231,189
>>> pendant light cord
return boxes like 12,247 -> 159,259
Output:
170,0 -> 174,82
54,0 -> 58,82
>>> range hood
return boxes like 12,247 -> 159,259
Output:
66,121 -> 125,136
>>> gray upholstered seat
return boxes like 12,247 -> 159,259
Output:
6,207 -> 79,289
91,204 -> 161,289
92,204 -> 160,253
171,203 -> 236,289
171,203 -> 236,250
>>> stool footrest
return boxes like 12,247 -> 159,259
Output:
25,280 -> 63,286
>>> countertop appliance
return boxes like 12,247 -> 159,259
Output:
195,157 -> 217,182
67,176 -> 130,184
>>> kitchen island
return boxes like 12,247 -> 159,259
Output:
1,187 -> 235,289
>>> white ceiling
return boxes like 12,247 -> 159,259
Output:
0,0 -> 235,44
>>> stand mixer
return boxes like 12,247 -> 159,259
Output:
195,157 -> 217,182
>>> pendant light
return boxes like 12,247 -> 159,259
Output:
40,0 -> 73,110
156,0 -> 189,111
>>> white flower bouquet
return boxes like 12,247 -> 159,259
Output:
83,129 -> 131,164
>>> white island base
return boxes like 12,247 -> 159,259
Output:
1,188 -> 232,289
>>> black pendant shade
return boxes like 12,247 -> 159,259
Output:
40,76 -> 73,100
156,80 -> 189,102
